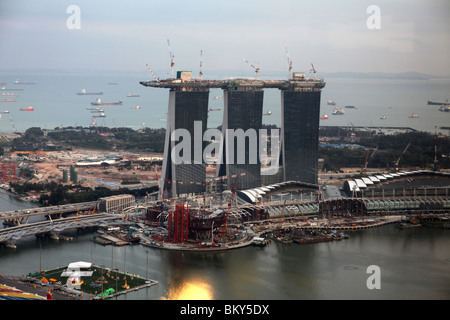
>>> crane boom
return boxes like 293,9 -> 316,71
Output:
242,58 -> 260,79
145,64 -> 159,82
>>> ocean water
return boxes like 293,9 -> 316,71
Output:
0,70 -> 449,134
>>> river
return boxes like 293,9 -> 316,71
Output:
1,195 -> 449,301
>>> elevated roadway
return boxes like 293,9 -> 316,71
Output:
0,212 -> 124,248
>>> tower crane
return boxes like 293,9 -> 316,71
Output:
145,64 -> 159,82
242,58 -> 260,80
360,146 -> 377,176
167,39 -> 175,79
199,50 -> 203,80
394,142 -> 411,172
310,63 -> 317,80
284,43 -> 293,79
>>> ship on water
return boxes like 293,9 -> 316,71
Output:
327,100 -> 336,105
427,99 -> 449,105
0,99 -> 16,102
131,105 -> 142,109
209,107 -> 221,111
409,113 -> 419,118
20,106 -> 34,111
332,107 -> 344,115
263,109 -> 272,115
14,79 -> 35,85
91,98 -> 122,106
127,93 -> 140,97
77,89 -> 103,95
320,114 -> 328,120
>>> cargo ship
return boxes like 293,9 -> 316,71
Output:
320,114 -> 328,120
209,107 -> 221,111
263,109 -> 272,115
20,106 -> 34,111
327,100 -> 336,105
77,89 -> 103,95
408,113 -> 419,118
0,99 -> 16,102
91,98 -> 122,106
127,93 -> 140,97
428,100 -> 449,105
131,105 -> 141,109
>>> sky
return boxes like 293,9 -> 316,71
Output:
0,0 -> 449,77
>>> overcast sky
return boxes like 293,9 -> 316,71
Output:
0,0 -> 449,77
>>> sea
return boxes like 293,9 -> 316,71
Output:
1,70 -> 450,303
0,69 -> 449,133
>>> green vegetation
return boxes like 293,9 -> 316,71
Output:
318,128 -> 450,171
9,181 -> 157,206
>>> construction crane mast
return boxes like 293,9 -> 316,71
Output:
285,43 -> 293,79
199,50 -> 203,80
310,63 -> 317,80
167,39 -> 175,79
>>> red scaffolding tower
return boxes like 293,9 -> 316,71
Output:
168,204 -> 189,243
0,163 -> 17,184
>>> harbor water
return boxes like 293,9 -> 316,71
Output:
0,70 -> 449,134
1,196 -> 449,300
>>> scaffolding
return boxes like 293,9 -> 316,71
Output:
168,204 -> 189,243
0,163 -> 16,184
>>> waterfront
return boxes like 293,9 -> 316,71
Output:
1,197 -> 449,300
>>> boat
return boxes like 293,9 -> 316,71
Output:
320,114 -> 329,120
439,105 -> 450,112
345,105 -> 357,109
380,115 -> 387,120
91,98 -> 122,106
90,108 -> 104,113
77,89 -> 103,95
20,106 -> 34,111
209,107 -> 221,111
428,100 -> 449,105
332,107 -> 344,115
127,93 -> 140,97
214,95 -> 224,100
327,100 -> 336,105
0,99 -> 15,102
408,113 -> 419,118
92,112 -> 106,117
1,110 -> 10,114
2,92 -> 18,97
107,82 -> 118,85
14,79 -> 35,85
131,105 -> 142,109
263,109 -> 272,116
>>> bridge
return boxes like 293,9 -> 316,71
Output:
0,212 -> 126,248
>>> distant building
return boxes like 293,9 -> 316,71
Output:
97,194 -> 135,212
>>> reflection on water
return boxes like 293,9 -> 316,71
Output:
165,279 -> 214,300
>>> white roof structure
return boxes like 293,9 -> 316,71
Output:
368,176 -> 380,183
361,177 -> 374,185
354,179 -> 367,188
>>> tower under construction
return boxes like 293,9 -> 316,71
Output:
140,70 -> 325,196
216,86 -> 264,190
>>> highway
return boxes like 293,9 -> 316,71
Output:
0,212 -> 124,247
